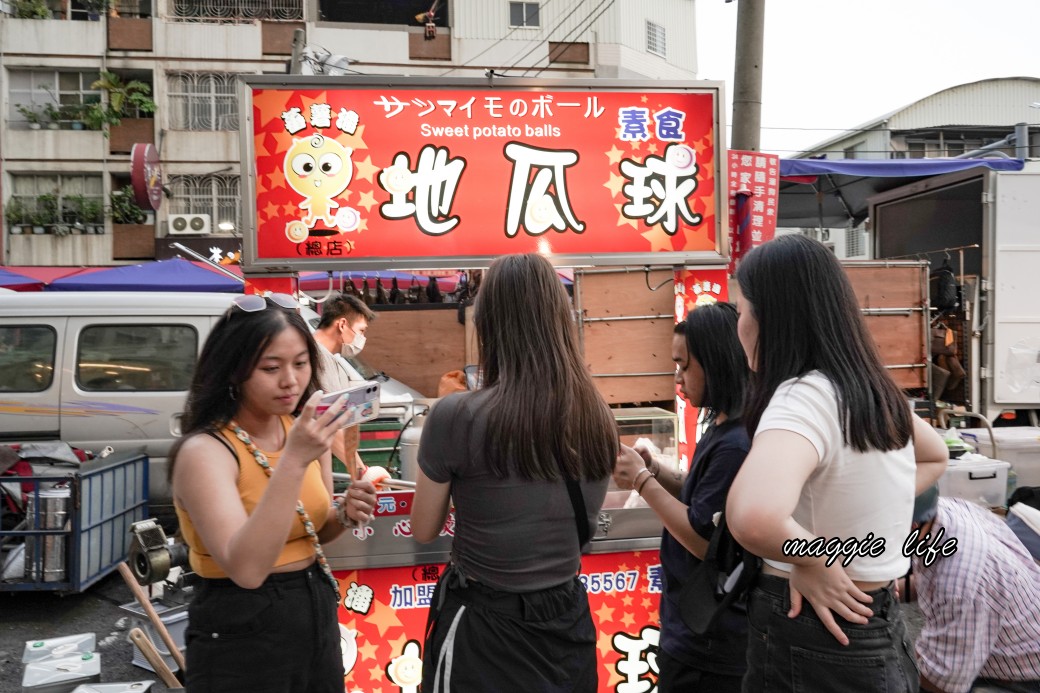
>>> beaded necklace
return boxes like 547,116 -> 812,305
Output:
229,421 -> 340,599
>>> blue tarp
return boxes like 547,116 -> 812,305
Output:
47,258 -> 241,292
778,158 -> 1026,228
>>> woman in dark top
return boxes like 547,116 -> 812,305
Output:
614,302 -> 751,692
411,253 -> 619,693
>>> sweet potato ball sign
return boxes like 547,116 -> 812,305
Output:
246,81 -> 721,268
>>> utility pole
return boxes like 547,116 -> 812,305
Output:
290,28 -> 305,75
730,0 -> 765,151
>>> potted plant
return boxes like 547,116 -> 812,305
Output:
62,194 -> 85,233
35,193 -> 60,233
110,185 -> 147,224
4,198 -> 29,234
13,0 -> 51,19
89,71 -> 157,128
41,102 -> 61,130
59,104 -> 87,130
81,198 -> 105,234
15,104 -> 43,130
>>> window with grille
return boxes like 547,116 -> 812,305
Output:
169,0 -> 302,23
646,21 -> 666,57
509,2 -> 539,27
167,73 -> 239,131
846,227 -> 865,257
8,70 -> 101,123
167,175 -> 240,233
8,174 -> 104,227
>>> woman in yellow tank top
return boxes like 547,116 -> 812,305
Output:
169,293 -> 378,693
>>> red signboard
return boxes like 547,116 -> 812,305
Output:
672,268 -> 730,469
242,77 -> 724,270
726,150 -> 779,273
333,550 -> 663,693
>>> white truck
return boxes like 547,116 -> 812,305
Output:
868,162 -> 1040,423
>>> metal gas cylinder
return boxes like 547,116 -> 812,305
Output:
397,411 -> 427,482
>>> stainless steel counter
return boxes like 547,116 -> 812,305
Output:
325,489 -> 664,571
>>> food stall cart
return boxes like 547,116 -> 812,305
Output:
238,74 -> 730,691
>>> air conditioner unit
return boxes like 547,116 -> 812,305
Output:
168,213 -> 212,235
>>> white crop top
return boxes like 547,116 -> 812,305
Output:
757,372 -> 915,582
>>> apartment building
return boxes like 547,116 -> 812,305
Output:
0,0 -> 698,266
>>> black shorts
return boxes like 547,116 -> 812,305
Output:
185,563 -> 343,693
422,568 -> 597,693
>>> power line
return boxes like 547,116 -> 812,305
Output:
440,0 -> 560,77
504,0 -> 595,75
529,0 -> 616,77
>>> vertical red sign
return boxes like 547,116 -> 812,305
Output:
726,150 -> 779,273
672,268 -> 730,470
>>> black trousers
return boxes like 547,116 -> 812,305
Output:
421,567 -> 597,693
743,574 -> 918,693
657,649 -> 744,693
185,563 -> 343,693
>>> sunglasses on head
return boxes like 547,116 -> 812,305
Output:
231,292 -> 300,313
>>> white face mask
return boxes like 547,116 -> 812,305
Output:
341,330 -> 366,358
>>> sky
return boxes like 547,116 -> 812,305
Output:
695,0 -> 1040,156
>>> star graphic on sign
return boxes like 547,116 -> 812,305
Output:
596,631 -> 615,659
341,124 -> 368,152
603,173 -> 625,199
354,155 -> 380,183
622,594 -> 634,607
621,612 -> 636,629
595,602 -> 616,624
642,596 -> 653,610
356,190 -> 378,213
647,143 -> 659,155
357,218 -> 368,233
365,599 -> 403,637
357,639 -> 379,662
368,663 -> 384,682
606,144 -> 625,165
641,95 -> 648,103
387,634 -> 410,657
642,227 -> 674,252
615,204 -> 638,230
264,201 -> 280,220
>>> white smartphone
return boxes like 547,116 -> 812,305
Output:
315,381 -> 381,428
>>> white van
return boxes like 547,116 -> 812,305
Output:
0,291 -> 419,520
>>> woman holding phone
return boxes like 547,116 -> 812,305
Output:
170,293 -> 377,692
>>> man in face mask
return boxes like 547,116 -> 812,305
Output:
313,293 -> 377,474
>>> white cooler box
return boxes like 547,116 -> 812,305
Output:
938,456 -> 1010,508
959,427 -> 1040,487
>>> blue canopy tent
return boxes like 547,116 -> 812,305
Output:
777,158 -> 1025,228
0,267 -> 44,291
48,258 -> 242,292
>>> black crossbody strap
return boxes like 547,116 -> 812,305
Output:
554,458 -> 590,548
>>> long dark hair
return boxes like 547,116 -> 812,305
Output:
476,254 -> 618,480
677,301 -> 749,423
736,235 -> 911,452
168,299 -> 321,480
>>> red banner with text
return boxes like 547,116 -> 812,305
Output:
246,83 -> 721,268
726,150 -> 779,273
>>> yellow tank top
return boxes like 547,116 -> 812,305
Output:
175,416 -> 331,578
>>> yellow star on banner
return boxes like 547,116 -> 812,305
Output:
640,94 -> 648,103
603,173 -> 625,199
336,189 -> 354,203
642,596 -> 653,610
341,124 -> 368,152
606,144 -> 625,165
647,143 -> 659,155
358,639 -> 379,662
368,664 -> 384,682
597,631 -> 615,659
621,612 -> 636,629
642,226 -> 673,252
365,599 -> 403,637
356,190 -> 378,213
387,634 -> 410,657
622,594 -> 634,607
595,602 -> 616,624
615,204 -> 638,230
357,218 -> 368,233
354,156 -> 380,183
264,201 -> 280,220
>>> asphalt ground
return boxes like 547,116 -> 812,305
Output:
0,570 -> 179,693
0,569 -> 925,693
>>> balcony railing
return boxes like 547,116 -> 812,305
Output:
167,0 -> 301,23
